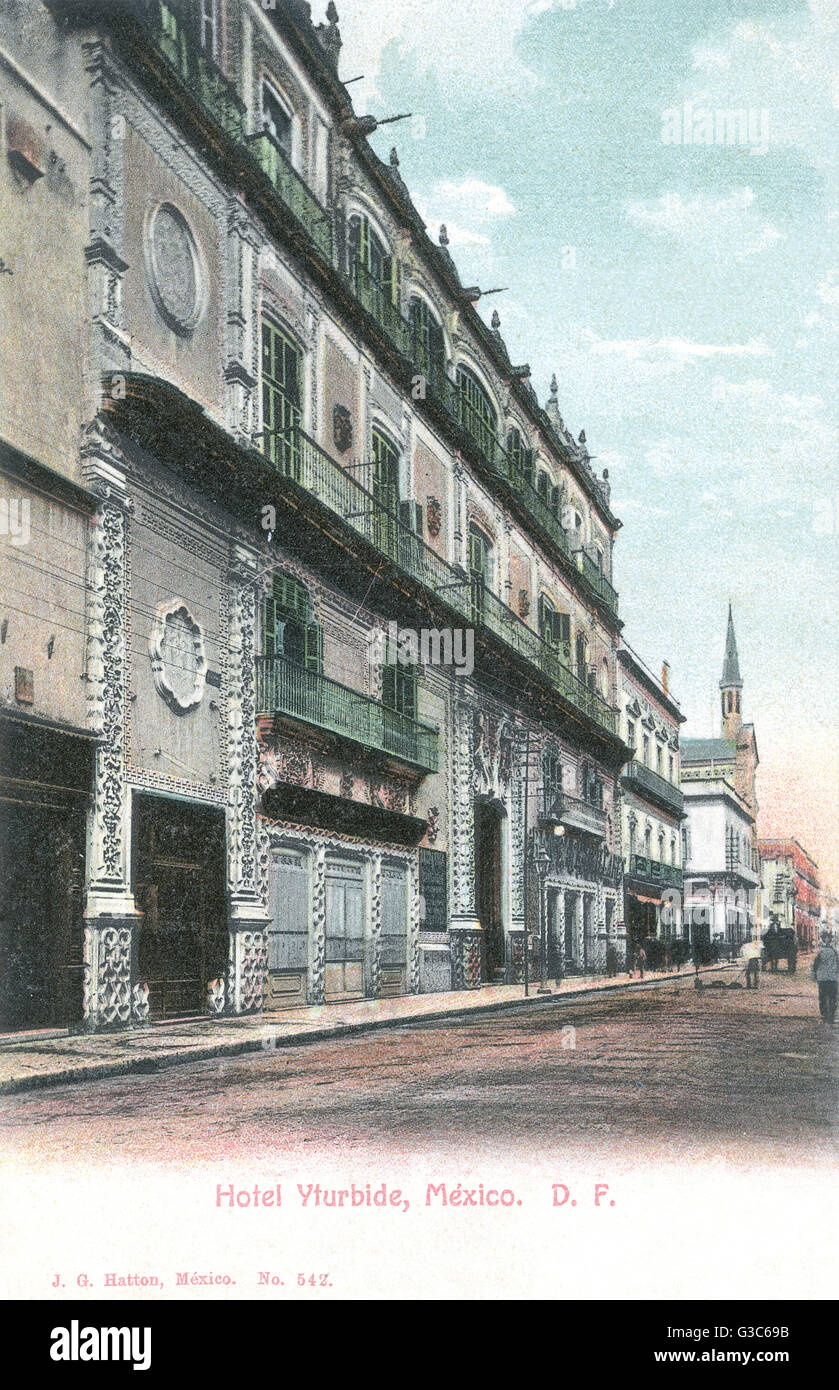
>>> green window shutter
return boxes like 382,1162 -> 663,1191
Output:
304,622 -> 323,673
382,663 -> 397,710
429,316 -> 445,371
263,599 -> 277,658
401,667 -> 417,720
558,613 -> 570,644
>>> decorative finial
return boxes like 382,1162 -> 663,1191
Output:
390,146 -> 399,168
327,1 -> 339,21
549,373 -> 558,399
579,429 -> 586,446
491,309 -> 501,331
439,224 -> 449,246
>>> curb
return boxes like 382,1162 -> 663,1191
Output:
0,963 -> 737,1097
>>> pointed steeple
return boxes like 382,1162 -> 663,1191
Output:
720,603 -> 743,740
720,603 -> 742,690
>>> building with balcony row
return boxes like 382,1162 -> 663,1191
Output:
0,0 -> 683,1032
616,647 -> 685,951
680,607 -> 760,951
757,838 -> 821,951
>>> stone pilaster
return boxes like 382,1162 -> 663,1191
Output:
226,545 -> 269,1013
309,845 -> 327,1004
80,420 -> 142,1029
369,852 -> 383,998
408,857 -> 422,995
225,198 -> 260,443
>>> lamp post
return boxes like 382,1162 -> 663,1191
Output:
535,844 -> 552,995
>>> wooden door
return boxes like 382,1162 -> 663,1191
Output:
324,860 -> 365,1001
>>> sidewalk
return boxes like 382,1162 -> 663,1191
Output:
0,962 -> 737,1095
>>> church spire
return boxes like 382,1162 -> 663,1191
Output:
720,603 -> 742,739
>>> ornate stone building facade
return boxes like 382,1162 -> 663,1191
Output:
1,0 -> 645,1031
617,646 -> 685,956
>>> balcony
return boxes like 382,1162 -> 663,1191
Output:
625,855 -> 684,891
260,426 -> 619,739
256,656 -> 439,775
622,758 -> 684,816
247,133 -> 332,261
347,261 -> 412,357
574,547 -> 619,617
112,0 -> 246,142
540,790 -> 608,839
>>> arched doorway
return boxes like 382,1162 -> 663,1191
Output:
474,798 -> 507,981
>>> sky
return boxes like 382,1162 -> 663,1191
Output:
333,0 -> 839,892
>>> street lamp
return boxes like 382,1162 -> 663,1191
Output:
535,845 -> 552,995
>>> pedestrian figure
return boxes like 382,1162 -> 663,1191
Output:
606,943 -> 618,978
812,930 -> 839,1024
637,945 -> 646,979
742,935 -> 761,990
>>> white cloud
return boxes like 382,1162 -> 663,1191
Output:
430,179 -> 516,218
583,331 -> 773,363
625,189 -> 783,261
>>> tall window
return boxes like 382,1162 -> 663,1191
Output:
348,213 -> 399,308
409,296 -> 445,381
371,428 -> 399,510
581,762 -> 604,808
537,470 -> 551,504
200,0 -> 217,56
538,594 -> 570,650
575,632 -> 589,682
543,753 -> 563,812
370,427 -> 400,557
381,663 -> 417,720
262,318 -> 301,475
507,427 -> 533,481
642,733 -> 650,766
263,573 -> 323,672
467,524 -> 491,624
627,719 -> 636,752
262,82 -> 293,157
456,366 -> 497,461
158,3 -> 187,71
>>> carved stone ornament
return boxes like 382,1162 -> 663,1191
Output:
426,496 -> 442,538
333,403 -> 352,452
144,201 -> 205,336
518,587 -> 531,619
149,600 -> 208,714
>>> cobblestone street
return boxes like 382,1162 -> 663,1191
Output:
1,967 -> 835,1170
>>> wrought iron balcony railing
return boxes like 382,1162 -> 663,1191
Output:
540,790 -> 608,838
115,0 -> 246,141
100,2 -> 335,260
247,133 -> 333,261
256,656 -> 439,774
347,261 -> 412,357
574,547 -> 619,616
621,758 -> 684,816
625,855 -> 684,890
260,425 -> 619,738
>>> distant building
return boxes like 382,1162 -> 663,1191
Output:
680,607 -> 760,950
617,647 -> 685,954
757,838 -> 820,951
